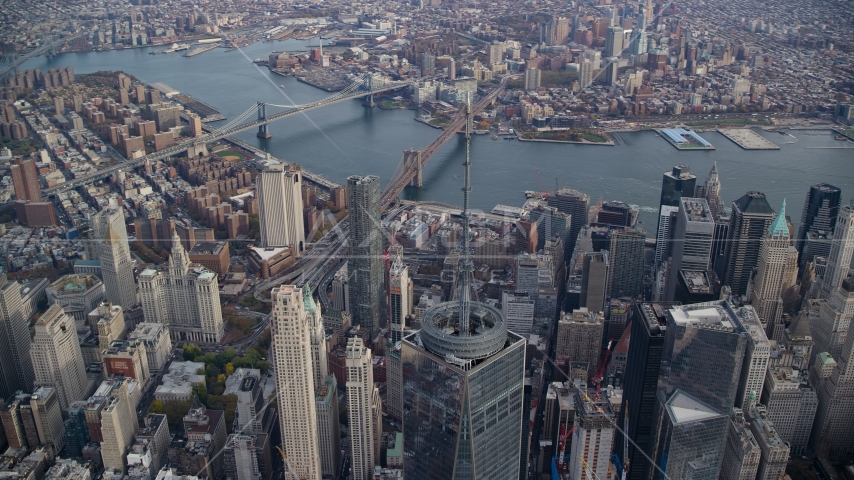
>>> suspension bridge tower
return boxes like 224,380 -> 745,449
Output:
256,102 -> 271,139
362,74 -> 376,108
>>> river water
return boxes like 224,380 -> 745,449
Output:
22,39 -> 854,229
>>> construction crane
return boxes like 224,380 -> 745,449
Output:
275,446 -> 300,480
591,339 -> 614,394
578,454 -> 602,480
556,424 -> 576,470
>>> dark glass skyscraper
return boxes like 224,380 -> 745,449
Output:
401,100 -> 526,480
347,175 -> 384,340
658,165 -> 697,213
647,301 -> 749,480
722,192 -> 776,296
619,302 -> 680,480
401,308 -> 526,480
797,183 -> 841,267
549,188 -> 589,254
650,391 -> 729,480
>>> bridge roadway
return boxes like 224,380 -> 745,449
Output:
34,76 -> 420,199
379,76 -> 510,212
0,34 -> 87,81
200,123 -> 340,189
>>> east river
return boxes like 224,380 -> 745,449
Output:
22,39 -> 854,229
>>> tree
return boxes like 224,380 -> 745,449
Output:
192,383 -> 208,403
150,399 -> 165,413
225,363 -> 235,377
183,344 -> 203,361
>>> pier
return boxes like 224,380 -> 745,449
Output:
718,128 -> 780,150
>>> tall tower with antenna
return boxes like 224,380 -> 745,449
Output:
400,95 -> 528,480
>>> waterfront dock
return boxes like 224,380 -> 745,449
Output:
658,128 -> 715,150
174,94 -> 226,122
718,128 -> 780,150
183,43 -> 220,57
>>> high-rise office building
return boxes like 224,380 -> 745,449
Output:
735,306 -> 770,411
749,200 -> 798,341
720,411 -> 760,480
347,175 -> 384,341
761,367 -> 817,456
402,103 -> 526,479
605,59 -> 619,86
580,251 -> 608,312
0,275 -> 35,399
659,165 -> 697,213
650,390 -> 730,480
297,287 -> 340,478
553,17 -> 571,45
549,187 -> 589,254
271,285 -> 321,480
747,408 -> 790,480
618,302 -> 679,480
223,434 -> 262,480
524,67 -> 541,91
64,401 -> 90,457
316,375 -> 341,478
386,341 -> 403,421
568,390 -> 615,480
31,305 -> 88,410
811,276 -> 854,455
579,58 -> 594,89
813,278 -> 854,362
304,287 -> 327,389
723,192 -> 777,297
502,291 -> 535,338
487,42 -> 504,66
90,208 -> 138,308
1,387 -> 66,452
346,337 -> 380,480
138,231 -> 224,344
99,379 -> 140,472
654,204 -> 679,270
694,162 -> 725,220
389,247 -> 410,344
665,198 -> 714,301
529,205 -> 571,254
604,26 -> 624,57
187,113 -> 203,138
817,202 -> 854,299
606,229 -> 645,299
421,54 -> 436,75
629,30 -> 648,54
10,158 -> 41,202
797,183 -> 841,267
647,301 -> 749,480
256,164 -> 306,252
556,308 -> 604,374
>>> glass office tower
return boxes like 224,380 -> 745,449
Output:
652,390 -> 729,480
401,302 -> 526,480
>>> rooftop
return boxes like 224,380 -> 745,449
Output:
666,390 -> 724,425
668,300 -> 747,334
49,273 -> 101,295
733,191 -> 775,216
223,368 -> 261,396
681,198 -> 713,223
768,198 -> 789,237
189,241 -> 225,255
416,300 -> 509,364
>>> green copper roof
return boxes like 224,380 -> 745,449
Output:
769,198 -> 789,237
303,285 -> 317,314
